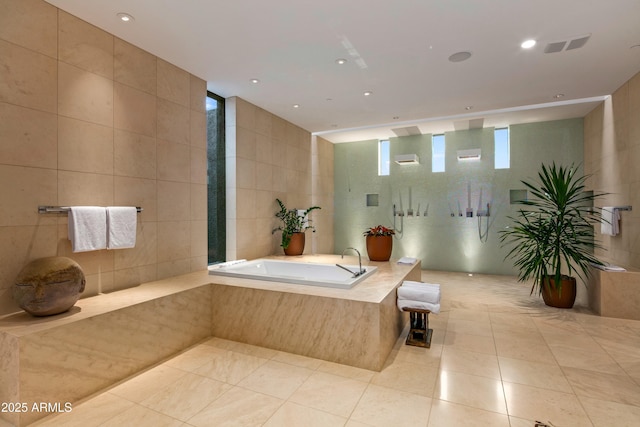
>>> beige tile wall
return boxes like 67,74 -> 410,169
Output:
584,71 -> 640,268
226,98 -> 334,260
0,0 -> 207,315
312,136 -> 334,254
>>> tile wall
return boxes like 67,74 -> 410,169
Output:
225,98 -> 334,260
311,136 -> 335,254
584,71 -> 640,269
0,0 -> 208,315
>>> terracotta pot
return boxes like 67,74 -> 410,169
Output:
366,235 -> 393,261
284,232 -> 305,256
541,275 -> 577,308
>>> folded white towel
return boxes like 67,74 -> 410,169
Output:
68,206 -> 107,253
397,286 -> 440,304
402,280 -> 440,290
591,262 -> 626,272
601,207 -> 621,236
397,257 -> 417,265
106,206 -> 137,249
397,299 -> 440,314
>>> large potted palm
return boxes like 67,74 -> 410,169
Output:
499,163 -> 605,308
272,199 -> 321,256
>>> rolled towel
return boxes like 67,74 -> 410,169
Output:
397,299 -> 440,314
397,285 -> 440,304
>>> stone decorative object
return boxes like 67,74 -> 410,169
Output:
13,257 -> 86,316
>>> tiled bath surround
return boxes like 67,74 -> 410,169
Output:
209,255 -> 420,370
0,273 -> 213,426
0,255 -> 416,425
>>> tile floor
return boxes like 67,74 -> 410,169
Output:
23,270 -> 640,426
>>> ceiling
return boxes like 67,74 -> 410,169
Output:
46,0 -> 640,143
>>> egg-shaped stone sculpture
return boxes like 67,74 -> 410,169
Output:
13,257 -> 86,316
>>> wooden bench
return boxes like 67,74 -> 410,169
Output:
402,307 -> 433,348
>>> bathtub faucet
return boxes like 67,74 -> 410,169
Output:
337,247 -> 366,277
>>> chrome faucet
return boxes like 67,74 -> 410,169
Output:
336,247 -> 366,277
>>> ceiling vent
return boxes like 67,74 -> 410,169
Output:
566,35 -> 590,50
391,126 -> 422,137
544,41 -> 566,53
544,34 -> 590,53
394,154 -> 420,165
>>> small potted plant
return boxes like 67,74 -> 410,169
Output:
272,199 -> 321,256
499,163 -> 606,308
363,225 -> 395,261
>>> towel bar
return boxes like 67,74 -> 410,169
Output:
38,206 -> 143,214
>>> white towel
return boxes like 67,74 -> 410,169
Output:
402,280 -> 440,290
601,207 -> 621,236
106,206 -> 137,249
591,262 -> 626,272
397,299 -> 440,314
397,257 -> 417,265
397,285 -> 441,304
68,206 -> 107,253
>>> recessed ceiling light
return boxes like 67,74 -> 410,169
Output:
250,78 -> 260,84
521,39 -> 536,49
117,13 -> 134,22
335,58 -> 347,65
448,51 -> 472,62
293,104 -> 300,108
553,93 -> 565,99
363,91 -> 373,96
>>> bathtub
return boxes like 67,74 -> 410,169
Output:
208,259 -> 377,289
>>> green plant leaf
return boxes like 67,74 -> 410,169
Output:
272,198 -> 321,248
499,162 -> 608,298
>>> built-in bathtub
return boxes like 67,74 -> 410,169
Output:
0,255 -> 420,426
208,259 -> 377,289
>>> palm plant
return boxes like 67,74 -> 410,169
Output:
499,163 -> 605,301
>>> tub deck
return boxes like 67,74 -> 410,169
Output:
0,254 -> 419,426
208,255 -> 420,370
588,262 -> 640,320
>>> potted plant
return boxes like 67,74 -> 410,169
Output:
363,225 -> 395,261
272,199 -> 321,256
499,163 -> 605,308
